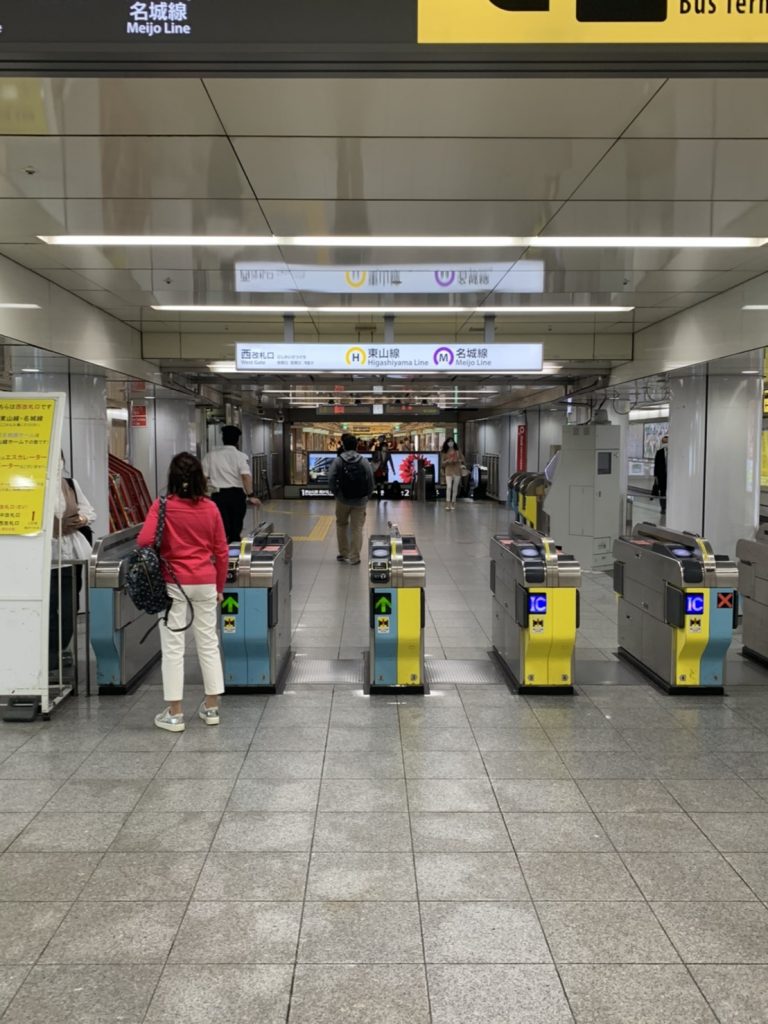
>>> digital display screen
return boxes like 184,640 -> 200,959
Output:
389,452 -> 439,485
529,593 -> 548,615
685,593 -> 705,616
308,451 -> 371,484
671,547 -> 693,558
521,546 -> 540,558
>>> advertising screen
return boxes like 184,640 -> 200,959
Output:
390,452 -> 439,486
308,452 -> 371,484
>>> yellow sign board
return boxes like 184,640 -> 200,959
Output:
0,398 -> 56,536
419,1 -> 768,45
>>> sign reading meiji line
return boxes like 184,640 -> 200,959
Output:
235,343 -> 543,374
419,0 -> 768,44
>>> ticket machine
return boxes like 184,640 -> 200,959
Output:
490,523 -> 581,693
736,524 -> 768,665
367,523 -> 427,693
219,525 -> 293,693
89,526 -> 161,694
614,524 -> 738,694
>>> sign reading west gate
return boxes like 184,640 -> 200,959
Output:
419,0 -> 768,45
235,343 -> 543,375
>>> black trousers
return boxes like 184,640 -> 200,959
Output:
212,488 -> 247,543
49,566 -> 75,660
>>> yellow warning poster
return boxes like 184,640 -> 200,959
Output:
0,398 -> 56,536
419,1 -> 768,46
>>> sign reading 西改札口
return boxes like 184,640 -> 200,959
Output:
236,343 -> 542,374
0,398 -> 56,536
419,0 -> 768,45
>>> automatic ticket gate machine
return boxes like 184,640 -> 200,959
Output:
490,523 -> 581,694
90,527 -> 161,694
367,524 -> 427,693
614,524 -> 739,694
219,525 -> 293,693
736,524 -> 768,665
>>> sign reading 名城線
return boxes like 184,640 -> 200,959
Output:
236,343 -> 542,374
0,397 -> 56,536
418,0 -> 768,45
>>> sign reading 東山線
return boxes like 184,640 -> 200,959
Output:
235,343 -> 543,374
419,0 -> 768,45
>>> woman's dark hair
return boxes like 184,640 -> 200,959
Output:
168,452 -> 207,500
441,438 -> 457,453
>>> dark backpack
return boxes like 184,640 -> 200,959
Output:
336,457 -> 370,501
124,497 -> 193,641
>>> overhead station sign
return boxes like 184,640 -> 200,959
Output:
235,262 -> 545,295
419,0 -> 768,45
236,343 -> 543,374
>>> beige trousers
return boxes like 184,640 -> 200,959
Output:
335,500 -> 367,560
159,584 -> 225,702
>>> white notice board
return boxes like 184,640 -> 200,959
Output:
0,393 -> 66,714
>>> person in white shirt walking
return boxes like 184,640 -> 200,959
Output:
202,425 -> 261,543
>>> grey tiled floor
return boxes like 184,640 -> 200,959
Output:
2,498 -> 768,1022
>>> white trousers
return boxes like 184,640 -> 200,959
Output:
159,584 -> 225,703
445,474 -> 461,503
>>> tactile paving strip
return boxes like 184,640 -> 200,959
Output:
424,659 -> 505,686
285,659 -> 365,686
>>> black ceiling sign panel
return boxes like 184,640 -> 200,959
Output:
0,0 -> 764,74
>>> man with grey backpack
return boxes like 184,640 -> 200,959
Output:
328,433 -> 375,565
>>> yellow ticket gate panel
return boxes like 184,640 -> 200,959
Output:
491,524 -> 581,695
614,525 -> 738,694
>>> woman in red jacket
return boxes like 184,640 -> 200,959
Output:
137,452 -> 229,733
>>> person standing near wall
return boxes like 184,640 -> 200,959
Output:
441,437 -> 465,510
329,433 -> 375,565
653,434 -> 669,516
202,425 -> 261,543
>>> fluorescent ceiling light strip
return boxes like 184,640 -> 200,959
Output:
40,234 -> 768,249
0,303 -> 40,309
743,305 -> 768,310
156,304 -> 632,314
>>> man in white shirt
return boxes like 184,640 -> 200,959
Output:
202,425 -> 261,542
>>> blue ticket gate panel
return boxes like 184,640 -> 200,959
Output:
220,529 -> 293,693
367,525 -> 427,693
614,524 -> 738,694
89,526 -> 161,694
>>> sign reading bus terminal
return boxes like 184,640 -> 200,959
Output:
235,343 -> 543,374
418,0 -> 768,45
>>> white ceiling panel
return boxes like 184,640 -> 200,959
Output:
0,137 -> 253,199
233,138 -> 612,201
0,78 -> 224,136
574,140 -> 768,202
626,80 -> 768,139
206,77 -> 661,138
259,199 -> 560,236
540,200 -> 715,237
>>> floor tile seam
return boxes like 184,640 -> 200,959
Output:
397,694 -> 436,1024
454,683 -> 578,1024
283,686 -> 336,1024
0,962 -> 34,1022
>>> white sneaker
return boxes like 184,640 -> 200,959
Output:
198,701 -> 220,726
154,708 -> 185,732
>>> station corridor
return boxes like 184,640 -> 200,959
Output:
0,501 -> 766,1022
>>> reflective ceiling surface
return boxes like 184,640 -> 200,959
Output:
1,76 -> 767,410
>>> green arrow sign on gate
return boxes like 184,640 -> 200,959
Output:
375,594 -> 392,615
221,593 -> 239,615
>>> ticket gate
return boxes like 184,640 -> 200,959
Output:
219,526 -> 293,693
490,523 -> 581,694
614,524 -> 739,694
736,524 -> 768,665
89,527 -> 161,694
367,523 -> 427,693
